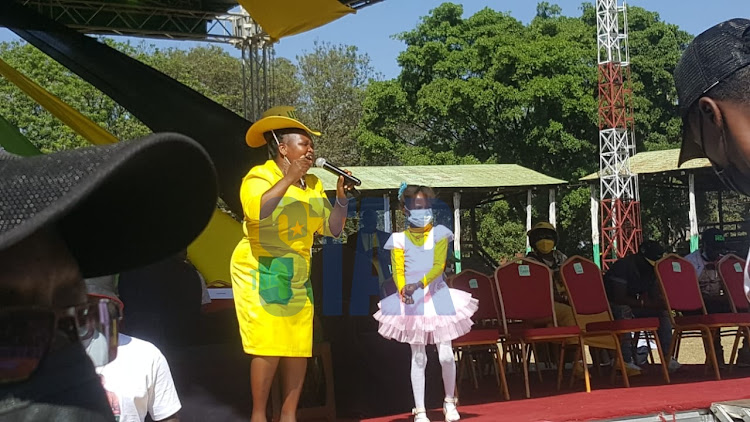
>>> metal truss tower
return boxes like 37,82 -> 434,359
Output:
596,0 -> 641,269
227,9 -> 274,121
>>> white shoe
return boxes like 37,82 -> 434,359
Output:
668,359 -> 682,373
413,408 -> 431,422
443,397 -> 460,422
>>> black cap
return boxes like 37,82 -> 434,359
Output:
675,19 -> 750,166
701,228 -> 725,247
639,240 -> 665,262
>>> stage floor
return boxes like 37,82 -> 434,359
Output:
354,364 -> 750,422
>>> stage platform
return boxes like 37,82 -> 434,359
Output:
353,364 -> 750,422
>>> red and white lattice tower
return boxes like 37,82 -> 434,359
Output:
596,0 -> 642,269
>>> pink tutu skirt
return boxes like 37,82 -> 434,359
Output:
373,280 -> 479,345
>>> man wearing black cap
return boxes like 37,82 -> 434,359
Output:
604,240 -> 681,373
674,19 -> 750,303
0,134 -> 217,421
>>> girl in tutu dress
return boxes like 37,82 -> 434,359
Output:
373,184 -> 478,422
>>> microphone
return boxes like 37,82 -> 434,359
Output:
314,157 -> 361,187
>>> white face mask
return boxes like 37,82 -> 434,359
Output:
407,208 -> 433,227
83,330 -> 112,368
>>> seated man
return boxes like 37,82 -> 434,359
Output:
604,240 -> 681,373
526,222 -> 573,326
0,134 -> 217,421
684,228 -> 747,365
684,228 -> 730,312
526,222 -> 615,372
84,276 -> 181,422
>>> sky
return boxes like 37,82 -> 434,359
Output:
0,1 -> 748,79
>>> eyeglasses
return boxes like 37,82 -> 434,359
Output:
0,298 -> 121,384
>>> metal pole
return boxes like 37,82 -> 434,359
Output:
453,192 -> 462,274
241,44 -> 249,120
689,174 -> 699,252
383,193 -> 392,233
249,45 -> 256,120
591,185 -> 601,268
470,207 -> 478,258
549,188 -> 557,228
262,44 -> 269,112
526,190 -> 533,253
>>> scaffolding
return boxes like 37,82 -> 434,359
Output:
595,0 -> 642,269
18,0 -> 277,121
227,9 -> 273,121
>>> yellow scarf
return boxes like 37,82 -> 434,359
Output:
404,223 -> 433,246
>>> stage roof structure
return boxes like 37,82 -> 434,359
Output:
15,0 -> 384,42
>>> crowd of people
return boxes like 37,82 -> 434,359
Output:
2,16 -> 750,422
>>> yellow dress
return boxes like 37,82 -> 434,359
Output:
231,159 -> 334,357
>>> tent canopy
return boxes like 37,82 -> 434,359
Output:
580,149 -> 711,181
310,164 -> 566,208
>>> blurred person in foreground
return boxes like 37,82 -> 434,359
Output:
673,19 -> 750,300
84,276 -> 181,421
0,133 -> 217,421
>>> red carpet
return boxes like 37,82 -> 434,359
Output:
357,365 -> 750,422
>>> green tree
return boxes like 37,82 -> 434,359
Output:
358,2 -> 692,259
297,42 -> 376,166
536,2 -> 562,19
0,40 -> 306,152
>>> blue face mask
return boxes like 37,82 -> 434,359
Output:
407,208 -> 433,227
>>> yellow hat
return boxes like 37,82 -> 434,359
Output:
245,106 -> 321,148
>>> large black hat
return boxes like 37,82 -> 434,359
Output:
0,133 -> 218,277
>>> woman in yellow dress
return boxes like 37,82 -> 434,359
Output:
231,106 -> 352,422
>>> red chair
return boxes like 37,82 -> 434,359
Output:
655,254 -> 750,380
560,256 -> 670,387
717,254 -> 750,371
450,270 -> 509,400
494,258 -> 590,399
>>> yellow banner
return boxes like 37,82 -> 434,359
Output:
238,0 -> 355,41
0,57 -> 117,146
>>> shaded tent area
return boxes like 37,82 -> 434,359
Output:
310,164 -> 566,270
307,165 -> 565,419
581,149 -> 750,257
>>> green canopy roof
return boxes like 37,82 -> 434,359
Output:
580,149 -> 711,181
309,164 -> 565,193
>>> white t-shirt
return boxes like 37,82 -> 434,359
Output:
96,334 -> 181,422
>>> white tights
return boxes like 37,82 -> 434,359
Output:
410,342 -> 456,409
